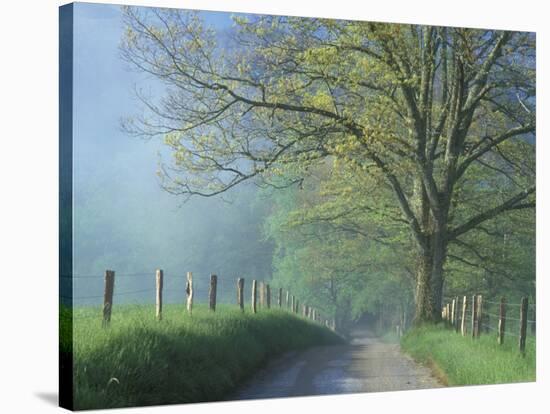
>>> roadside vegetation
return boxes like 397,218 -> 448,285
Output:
65,304 -> 342,410
401,324 -> 535,386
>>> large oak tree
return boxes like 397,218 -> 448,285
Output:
121,7 -> 535,323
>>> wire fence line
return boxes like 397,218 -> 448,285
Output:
441,294 -> 535,357
63,272 -> 265,302
61,269 -> 337,332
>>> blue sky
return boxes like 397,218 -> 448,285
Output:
73,2 -> 234,191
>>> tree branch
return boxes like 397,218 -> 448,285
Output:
448,186 -> 535,240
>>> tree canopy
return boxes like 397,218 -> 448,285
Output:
121,7 -> 535,323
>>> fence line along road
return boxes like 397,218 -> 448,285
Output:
62,269 -> 337,332
441,294 -> 535,356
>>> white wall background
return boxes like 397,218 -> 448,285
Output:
0,0 -> 547,412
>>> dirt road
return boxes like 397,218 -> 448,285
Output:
232,327 -> 442,400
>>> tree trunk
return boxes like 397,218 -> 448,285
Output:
414,229 -> 448,324
430,240 -> 447,320
414,251 -> 434,324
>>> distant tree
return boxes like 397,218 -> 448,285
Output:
121,7 -> 535,323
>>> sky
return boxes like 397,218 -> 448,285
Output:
69,3 -> 271,304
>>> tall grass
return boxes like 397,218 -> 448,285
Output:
66,304 -> 342,410
401,324 -> 535,386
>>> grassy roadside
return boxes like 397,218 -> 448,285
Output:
65,304 -> 342,410
401,324 -> 535,386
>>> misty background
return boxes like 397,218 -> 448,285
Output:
69,3 -> 272,305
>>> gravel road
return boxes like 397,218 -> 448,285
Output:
232,327 -> 442,400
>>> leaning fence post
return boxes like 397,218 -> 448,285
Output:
251,280 -> 257,314
156,269 -> 163,321
186,271 -> 193,315
266,284 -> 271,309
454,296 -> 460,332
498,297 -> 506,345
278,288 -> 282,307
209,274 -> 217,311
519,297 -> 528,356
451,299 -> 456,329
476,295 -> 483,338
461,296 -> 467,336
471,295 -> 477,338
237,278 -> 245,311
102,270 -> 115,327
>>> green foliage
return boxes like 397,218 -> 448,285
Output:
401,325 -> 535,385
120,7 -> 535,323
70,304 -> 342,409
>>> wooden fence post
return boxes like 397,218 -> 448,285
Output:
531,305 -> 536,335
259,282 -> 265,308
295,299 -> 299,314
519,297 -> 528,356
302,304 -> 307,317
291,295 -> 295,313
278,288 -> 282,307
446,303 -> 451,325
454,296 -> 460,332
251,280 -> 257,314
186,271 -> 193,315
471,295 -> 477,338
102,270 -> 115,327
451,299 -> 456,329
237,278 -> 245,311
156,269 -> 163,321
266,284 -> 271,309
209,274 -> 217,311
461,296 -> 467,336
498,297 -> 506,345
286,290 -> 290,308
476,295 -> 483,338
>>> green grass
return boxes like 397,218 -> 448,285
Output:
401,324 -> 536,386
65,304 -> 343,410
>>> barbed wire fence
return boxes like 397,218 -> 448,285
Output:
60,270 -> 337,331
441,294 -> 535,356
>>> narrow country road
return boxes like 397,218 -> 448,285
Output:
232,327 -> 442,400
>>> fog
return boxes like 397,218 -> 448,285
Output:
68,4 -> 272,305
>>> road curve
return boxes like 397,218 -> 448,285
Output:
231,327 -> 442,400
